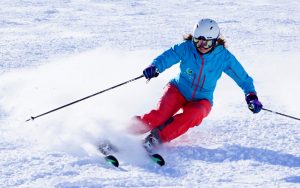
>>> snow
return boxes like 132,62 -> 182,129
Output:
1,0 -> 300,187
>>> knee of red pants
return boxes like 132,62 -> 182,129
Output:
139,110 -> 167,129
184,100 -> 212,125
198,100 -> 212,117
126,116 -> 152,135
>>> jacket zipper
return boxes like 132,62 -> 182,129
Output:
191,54 -> 205,100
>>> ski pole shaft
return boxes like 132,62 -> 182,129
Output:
26,75 -> 144,122
262,107 -> 300,121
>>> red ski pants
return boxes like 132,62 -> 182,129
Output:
133,84 -> 212,143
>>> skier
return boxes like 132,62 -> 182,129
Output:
128,18 -> 263,152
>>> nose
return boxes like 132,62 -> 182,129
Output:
196,40 -> 205,47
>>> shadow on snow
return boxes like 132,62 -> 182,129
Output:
172,144 -> 300,168
283,176 -> 300,183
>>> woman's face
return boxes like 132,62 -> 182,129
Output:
193,37 -> 214,53
197,45 -> 213,53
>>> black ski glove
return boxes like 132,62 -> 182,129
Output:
143,65 -> 159,79
246,93 -> 263,113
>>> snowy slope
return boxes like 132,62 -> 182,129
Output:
1,0 -> 300,187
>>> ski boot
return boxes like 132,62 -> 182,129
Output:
143,129 -> 162,153
98,140 -> 118,156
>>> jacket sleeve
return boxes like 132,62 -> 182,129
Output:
223,50 -> 256,95
151,41 -> 187,73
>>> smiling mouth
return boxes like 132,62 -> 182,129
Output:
198,46 -> 209,50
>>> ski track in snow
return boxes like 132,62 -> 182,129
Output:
1,0 -> 300,187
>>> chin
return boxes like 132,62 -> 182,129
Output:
198,48 -> 207,52
198,47 -> 212,53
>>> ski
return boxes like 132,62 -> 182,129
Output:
97,140 -> 165,167
104,155 -> 119,168
143,132 -> 166,166
148,153 -> 165,166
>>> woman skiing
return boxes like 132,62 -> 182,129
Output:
129,18 -> 263,152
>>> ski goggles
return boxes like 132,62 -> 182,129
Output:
193,36 -> 215,49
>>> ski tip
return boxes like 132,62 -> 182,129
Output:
105,155 -> 119,167
151,154 -> 165,166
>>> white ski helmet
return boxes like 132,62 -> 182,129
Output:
193,18 -> 220,40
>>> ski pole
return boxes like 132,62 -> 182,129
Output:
262,107 -> 300,121
26,75 -> 144,122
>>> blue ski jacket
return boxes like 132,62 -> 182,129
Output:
151,40 -> 256,105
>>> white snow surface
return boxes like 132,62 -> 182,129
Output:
1,0 -> 300,187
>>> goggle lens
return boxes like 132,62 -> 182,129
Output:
193,37 -> 214,49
